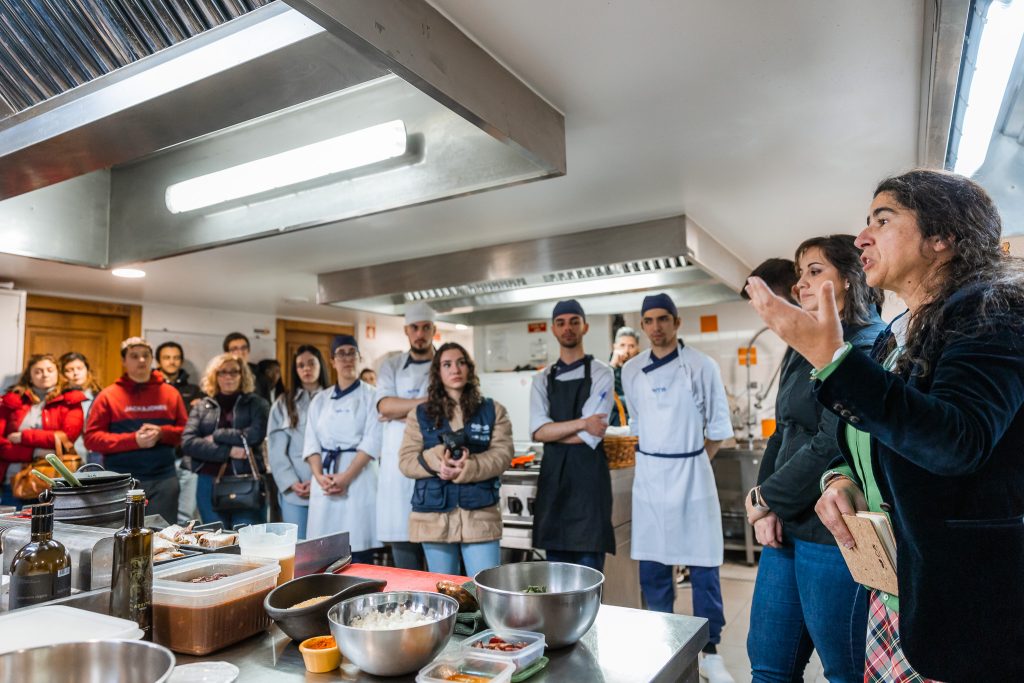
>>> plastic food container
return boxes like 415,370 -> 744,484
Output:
416,655 -> 515,683
460,629 -> 546,672
152,554 -> 280,655
0,605 -> 143,654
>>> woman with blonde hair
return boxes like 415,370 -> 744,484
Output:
399,342 -> 513,576
59,352 -> 103,464
0,354 -> 86,507
182,353 -> 270,527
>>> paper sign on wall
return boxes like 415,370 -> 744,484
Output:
700,315 -> 719,333
528,322 -> 547,333
738,346 -> 757,366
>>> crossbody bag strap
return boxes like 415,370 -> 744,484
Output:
240,434 -> 261,480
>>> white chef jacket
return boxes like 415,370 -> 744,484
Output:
529,357 -> 615,449
303,380 -> 381,551
622,341 -> 733,566
374,351 -> 431,542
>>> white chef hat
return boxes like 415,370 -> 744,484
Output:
404,302 -> 437,325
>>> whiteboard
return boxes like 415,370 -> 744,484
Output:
144,329 -> 277,381
0,289 -> 26,390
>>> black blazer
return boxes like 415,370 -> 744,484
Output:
818,285 -> 1024,681
758,315 -> 884,544
181,393 -> 270,476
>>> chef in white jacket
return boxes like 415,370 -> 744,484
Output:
304,334 -> 382,563
621,293 -> 735,683
374,302 -> 436,569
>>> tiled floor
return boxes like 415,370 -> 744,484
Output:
672,559 -> 826,683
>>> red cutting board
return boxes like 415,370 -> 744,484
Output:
336,563 -> 470,592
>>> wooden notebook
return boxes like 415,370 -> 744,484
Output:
838,512 -> 899,596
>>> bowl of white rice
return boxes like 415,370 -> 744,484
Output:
327,591 -> 459,676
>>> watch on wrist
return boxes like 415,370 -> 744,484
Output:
749,486 -> 770,512
819,469 -> 851,493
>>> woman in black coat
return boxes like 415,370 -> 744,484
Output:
745,237 -> 884,683
182,353 -> 270,528
747,170 -> 1024,682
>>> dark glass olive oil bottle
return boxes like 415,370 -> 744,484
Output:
9,498 -> 72,609
109,489 -> 153,639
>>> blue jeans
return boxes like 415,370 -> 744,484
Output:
389,541 -> 423,570
639,561 -> 725,645
422,540 -> 501,577
277,492 -> 309,540
545,549 -> 606,573
747,540 -> 867,683
196,473 -> 267,529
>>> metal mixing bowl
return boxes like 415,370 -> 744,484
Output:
327,591 -> 458,676
0,639 -> 175,682
474,562 -> 604,648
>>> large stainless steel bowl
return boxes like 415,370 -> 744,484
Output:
474,562 -> 604,648
327,591 -> 458,676
0,639 -> 175,682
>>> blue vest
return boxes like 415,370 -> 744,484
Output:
411,399 -> 500,513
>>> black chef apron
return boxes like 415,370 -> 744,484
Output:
531,357 -> 616,554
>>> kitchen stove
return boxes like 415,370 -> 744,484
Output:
499,463 -> 540,550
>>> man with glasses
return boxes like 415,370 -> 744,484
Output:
85,337 -> 189,524
223,332 -> 260,389
375,302 -> 437,569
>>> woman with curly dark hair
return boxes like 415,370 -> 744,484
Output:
398,342 -> 513,576
746,169 -> 1024,681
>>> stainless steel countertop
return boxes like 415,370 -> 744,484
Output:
176,604 -> 707,683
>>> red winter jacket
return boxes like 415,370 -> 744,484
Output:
0,388 -> 86,481
84,372 -> 188,480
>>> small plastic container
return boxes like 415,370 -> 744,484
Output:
460,629 -> 546,672
416,655 -> 515,683
152,554 -> 280,655
298,635 -> 341,673
238,522 -> 298,585
0,605 -> 142,654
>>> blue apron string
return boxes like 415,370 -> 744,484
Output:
322,447 -> 357,474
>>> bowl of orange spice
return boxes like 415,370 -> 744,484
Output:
298,635 -> 341,673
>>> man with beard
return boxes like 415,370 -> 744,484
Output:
622,292 -> 734,683
608,326 -> 640,427
375,302 -> 437,569
529,299 -> 615,571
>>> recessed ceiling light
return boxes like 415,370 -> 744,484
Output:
111,268 -> 145,278
455,324 -> 469,330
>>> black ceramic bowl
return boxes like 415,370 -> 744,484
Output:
264,573 -> 387,643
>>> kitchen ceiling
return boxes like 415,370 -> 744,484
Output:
0,1 -> 926,320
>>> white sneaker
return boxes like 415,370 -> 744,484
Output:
699,653 -> 734,683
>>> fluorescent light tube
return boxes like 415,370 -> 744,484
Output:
953,1 -> 1024,176
165,120 -> 408,213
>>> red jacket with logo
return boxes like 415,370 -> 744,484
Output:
84,372 -> 188,480
0,388 -> 86,481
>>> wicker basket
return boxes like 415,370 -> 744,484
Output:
603,394 -> 637,470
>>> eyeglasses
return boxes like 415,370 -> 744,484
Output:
217,369 -> 242,377
333,350 -> 359,359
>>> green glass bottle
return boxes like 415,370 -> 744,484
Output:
109,489 -> 153,639
8,498 -> 72,609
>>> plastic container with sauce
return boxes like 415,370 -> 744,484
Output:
460,629 -> 546,672
152,554 -> 280,655
416,655 -> 515,683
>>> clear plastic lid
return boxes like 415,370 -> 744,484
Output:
152,554 -> 280,607
0,606 -> 143,654
416,655 -> 515,683
460,629 -> 546,672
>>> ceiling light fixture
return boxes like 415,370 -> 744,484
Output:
951,0 -> 1024,176
111,268 -> 146,278
165,120 -> 408,213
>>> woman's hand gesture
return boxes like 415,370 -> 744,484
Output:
745,277 -> 845,370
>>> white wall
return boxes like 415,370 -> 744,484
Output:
474,314 -> 613,372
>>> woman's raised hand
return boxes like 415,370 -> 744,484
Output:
744,277 -> 845,370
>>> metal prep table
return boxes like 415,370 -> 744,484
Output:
49,587 -> 708,682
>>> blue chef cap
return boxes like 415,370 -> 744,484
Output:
551,299 -> 586,321
331,334 -> 359,354
641,292 -> 678,318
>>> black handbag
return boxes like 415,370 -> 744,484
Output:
212,435 -> 266,512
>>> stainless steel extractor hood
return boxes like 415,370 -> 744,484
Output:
0,0 -> 565,267
317,215 -> 750,325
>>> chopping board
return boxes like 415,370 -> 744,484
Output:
337,564 -> 470,592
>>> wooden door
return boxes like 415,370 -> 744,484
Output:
276,319 -> 355,391
24,295 -> 142,388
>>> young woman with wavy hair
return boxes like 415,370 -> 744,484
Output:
398,342 -> 513,576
